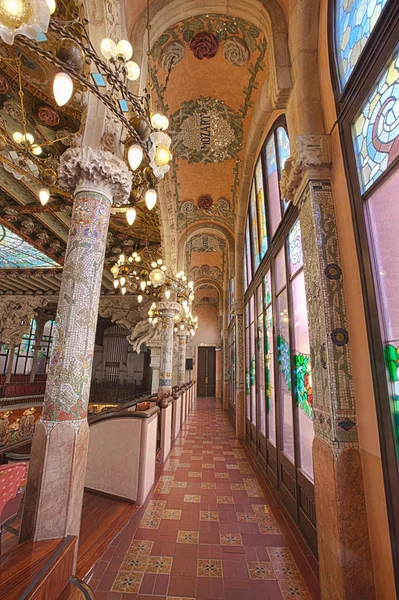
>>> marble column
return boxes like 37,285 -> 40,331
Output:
29,317 -> 45,383
157,301 -> 181,400
177,333 -> 187,386
281,135 -> 374,598
233,301 -> 245,439
21,146 -> 132,546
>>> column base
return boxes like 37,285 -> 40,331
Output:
313,438 -> 375,599
21,420 -> 89,550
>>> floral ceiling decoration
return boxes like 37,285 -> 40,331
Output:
189,31 -> 219,60
197,194 -> 213,210
190,264 -> 222,281
178,195 -> 233,232
189,234 -> 226,253
223,37 -> 249,67
160,41 -> 185,71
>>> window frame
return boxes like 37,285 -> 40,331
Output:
330,0 -> 399,586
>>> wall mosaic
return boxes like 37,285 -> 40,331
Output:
189,234 -> 226,253
190,264 -> 222,282
178,193 -> 234,232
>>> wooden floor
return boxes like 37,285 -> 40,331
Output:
0,490 -> 138,584
76,490 -> 138,579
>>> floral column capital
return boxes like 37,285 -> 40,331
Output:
59,146 -> 133,205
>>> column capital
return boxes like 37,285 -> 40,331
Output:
231,300 -> 244,315
280,134 -> 332,205
158,301 -> 181,315
59,146 -> 132,206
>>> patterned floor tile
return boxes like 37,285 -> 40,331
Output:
217,496 -> 234,504
121,555 -> 149,572
278,580 -> 312,599
220,532 -> 243,546
162,509 -> 182,520
202,463 -> 215,468
111,571 -> 143,593
231,483 -> 246,491
247,561 -> 276,580
200,510 -> 219,521
215,472 -> 229,479
145,556 -> 173,574
267,547 -> 296,566
197,559 -> 223,577
201,482 -> 216,490
171,481 -> 188,488
184,494 -> 201,503
177,530 -> 200,544
188,472 -> 202,478
237,513 -> 257,523
127,540 -> 154,556
139,516 -> 161,529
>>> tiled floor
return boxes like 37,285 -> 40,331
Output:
89,399 -> 320,600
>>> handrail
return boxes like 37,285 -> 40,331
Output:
89,405 -> 160,425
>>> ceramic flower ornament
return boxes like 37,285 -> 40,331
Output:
0,0 -> 50,45
149,131 -> 173,179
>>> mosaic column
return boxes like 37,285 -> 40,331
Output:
29,316 -> 45,383
177,332 -> 187,385
21,146 -> 132,547
148,340 -> 161,394
281,135 -> 374,598
233,300 -> 245,438
157,301 -> 181,400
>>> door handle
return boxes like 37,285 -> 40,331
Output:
205,376 -> 209,383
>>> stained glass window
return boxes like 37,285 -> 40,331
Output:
255,157 -> 268,260
245,219 -> 252,287
335,0 -> 389,88
353,49 -> 399,193
277,126 -> 291,212
263,271 -> 276,445
0,224 -> 59,268
250,296 -> 256,426
257,284 -> 266,435
288,220 -> 303,275
249,184 -> 260,271
265,135 -> 281,237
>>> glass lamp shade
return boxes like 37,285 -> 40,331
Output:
116,39 -> 133,61
126,206 -> 136,226
25,132 -> 34,145
145,188 -> 157,210
151,113 -> 168,130
121,287 -> 127,295
53,72 -> 73,106
31,145 -> 42,155
12,131 -> 24,144
100,38 -> 117,60
126,61 -> 140,81
113,279 -> 119,288
137,294 -> 143,303
46,0 -> 56,14
39,188 -> 50,206
0,0 -> 50,45
127,144 -> 143,171
149,268 -> 166,288
154,144 -> 172,167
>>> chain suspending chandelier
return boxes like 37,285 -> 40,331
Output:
0,0 -> 173,223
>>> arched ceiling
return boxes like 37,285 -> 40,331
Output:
148,12 -> 269,287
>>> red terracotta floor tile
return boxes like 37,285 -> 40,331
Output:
90,399 -> 320,600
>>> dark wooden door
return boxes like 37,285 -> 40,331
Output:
197,347 -> 216,397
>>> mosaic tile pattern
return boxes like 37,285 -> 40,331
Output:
92,399 -> 319,599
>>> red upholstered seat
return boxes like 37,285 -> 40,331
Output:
0,463 -> 28,550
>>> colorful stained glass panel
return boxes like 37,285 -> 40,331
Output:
0,225 -> 59,268
249,184 -> 260,271
265,136 -> 282,237
265,303 -> 276,445
353,50 -> 399,193
336,0 -> 389,88
255,157 -> 268,259
288,219 -> 303,275
277,126 -> 291,212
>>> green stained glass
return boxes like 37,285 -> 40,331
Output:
336,0 -> 389,88
294,353 -> 314,418
384,343 -> 399,457
0,224 -> 59,269
277,334 -> 291,392
353,50 -> 399,193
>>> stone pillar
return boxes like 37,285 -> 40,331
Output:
149,343 -> 161,394
233,301 -> 245,439
21,147 -> 132,547
281,135 -> 375,599
177,333 -> 187,385
157,301 -> 181,400
29,317 -> 46,383
5,344 -> 15,384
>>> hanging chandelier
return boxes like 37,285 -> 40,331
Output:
0,0 -> 173,220
110,251 -> 199,337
